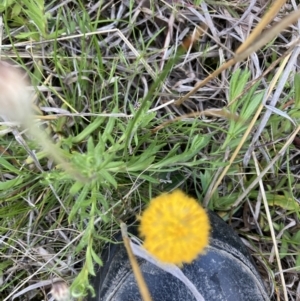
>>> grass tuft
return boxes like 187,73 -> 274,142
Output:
0,0 -> 300,300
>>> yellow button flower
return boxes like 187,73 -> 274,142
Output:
139,190 -> 210,265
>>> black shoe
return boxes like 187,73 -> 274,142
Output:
88,211 -> 269,301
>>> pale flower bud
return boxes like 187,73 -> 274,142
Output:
0,61 -> 87,182
50,281 -> 71,301
0,61 -> 33,124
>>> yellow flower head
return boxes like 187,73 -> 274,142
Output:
139,190 -> 210,265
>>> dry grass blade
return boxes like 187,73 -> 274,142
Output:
227,41 -> 298,108
243,36 -> 300,165
174,56 -> 233,106
203,52 -> 291,203
252,152 -> 288,301
235,9 -> 300,61
121,223 -> 153,301
4,200 -> 124,301
232,124 -> 300,208
198,6 -> 300,202
151,109 -> 240,133
4,235 -> 80,301
3,28 -> 172,94
235,0 -> 287,54
130,241 -> 205,301
175,0 -> 300,106
11,278 -> 65,300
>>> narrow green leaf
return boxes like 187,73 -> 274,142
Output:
86,245 -> 96,276
100,169 -> 117,188
294,73 -> 300,108
0,177 -> 23,191
229,69 -> 250,104
241,91 -> 264,120
279,239 -> 288,259
69,181 -> 84,195
127,156 -> 155,171
295,254 -> 300,271
69,185 -> 90,221
0,157 -> 20,173
102,110 -> 117,142
291,230 -> 300,246
91,248 -> 103,266
72,118 -> 105,144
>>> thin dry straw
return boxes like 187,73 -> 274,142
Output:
174,0 -> 299,106
203,51 -> 292,205
243,35 -> 300,166
130,238 -> 205,301
235,0 -> 288,55
152,109 -> 239,133
121,223 -> 153,301
8,198 -> 125,301
198,0 -> 300,203
252,152 -> 288,301
232,124 -> 300,208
